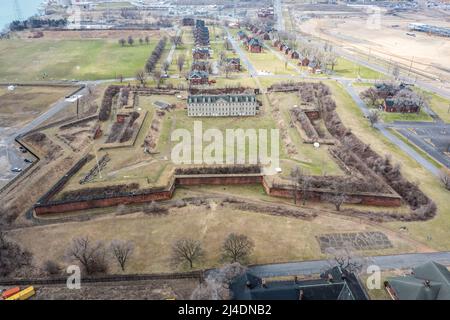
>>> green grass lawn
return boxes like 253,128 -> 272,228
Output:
0,39 -> 158,81
242,46 -> 297,76
380,108 -> 433,123
418,89 -> 450,123
333,57 -> 386,80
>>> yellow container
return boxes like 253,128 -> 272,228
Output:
5,286 -> 35,300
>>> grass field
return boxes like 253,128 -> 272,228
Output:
333,57 -> 386,80
419,89 -> 450,123
7,205 -> 414,274
0,39 -> 158,81
380,109 -> 433,123
242,46 -> 297,75
0,85 -> 74,126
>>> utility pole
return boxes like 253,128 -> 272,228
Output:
76,97 -> 80,119
408,56 -> 414,77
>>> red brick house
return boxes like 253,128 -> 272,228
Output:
299,57 -> 310,67
225,58 -> 241,71
290,51 -> 300,59
193,48 -> 210,60
247,38 -> 263,53
188,70 -> 209,85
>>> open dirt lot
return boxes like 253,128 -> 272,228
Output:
298,13 -> 450,81
0,85 -> 74,127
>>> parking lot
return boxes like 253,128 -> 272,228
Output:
391,122 -> 450,168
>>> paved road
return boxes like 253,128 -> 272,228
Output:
224,27 -> 257,77
248,251 -> 450,277
162,26 -> 181,74
0,84 -> 90,188
274,0 -> 284,32
393,125 -> 450,168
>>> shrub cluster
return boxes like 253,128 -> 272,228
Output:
145,37 -> 167,73
175,165 -> 261,175
99,86 -> 121,121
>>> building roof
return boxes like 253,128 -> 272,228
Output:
230,266 -> 368,300
389,261 -> 450,300
188,70 -> 209,79
188,93 -> 256,104
225,58 -> 240,64
247,38 -> 262,47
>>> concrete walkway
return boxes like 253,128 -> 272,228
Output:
248,251 -> 450,278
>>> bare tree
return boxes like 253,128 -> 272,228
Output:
152,69 -> 162,88
66,237 -> 108,275
290,166 -> 311,205
190,263 -> 246,300
127,35 -> 134,46
440,168 -> 450,190
145,36 -> 150,45
135,69 -> 147,87
177,54 -> 185,72
367,109 -> 380,127
325,244 -> 367,275
163,61 -> 170,73
392,64 -> 400,80
0,232 -> 33,277
110,240 -> 134,271
171,238 -> 204,269
360,87 -> 380,107
221,233 -> 254,264
322,180 -> 348,211
43,260 -> 61,276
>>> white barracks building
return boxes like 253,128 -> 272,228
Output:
187,94 -> 259,117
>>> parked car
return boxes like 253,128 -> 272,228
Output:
11,167 -> 22,173
19,146 -> 27,153
24,159 -> 33,163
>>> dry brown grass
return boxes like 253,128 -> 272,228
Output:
7,204 -> 415,274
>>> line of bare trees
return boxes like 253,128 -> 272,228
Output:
171,233 -> 254,270
145,37 -> 167,73
119,35 -> 150,47
62,237 -> 134,276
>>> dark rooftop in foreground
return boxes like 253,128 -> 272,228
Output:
230,266 -> 368,300
388,261 -> 450,300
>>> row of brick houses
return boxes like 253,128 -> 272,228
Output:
194,22 -> 210,47
245,23 -> 272,41
271,39 -> 322,73
188,19 -> 211,86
